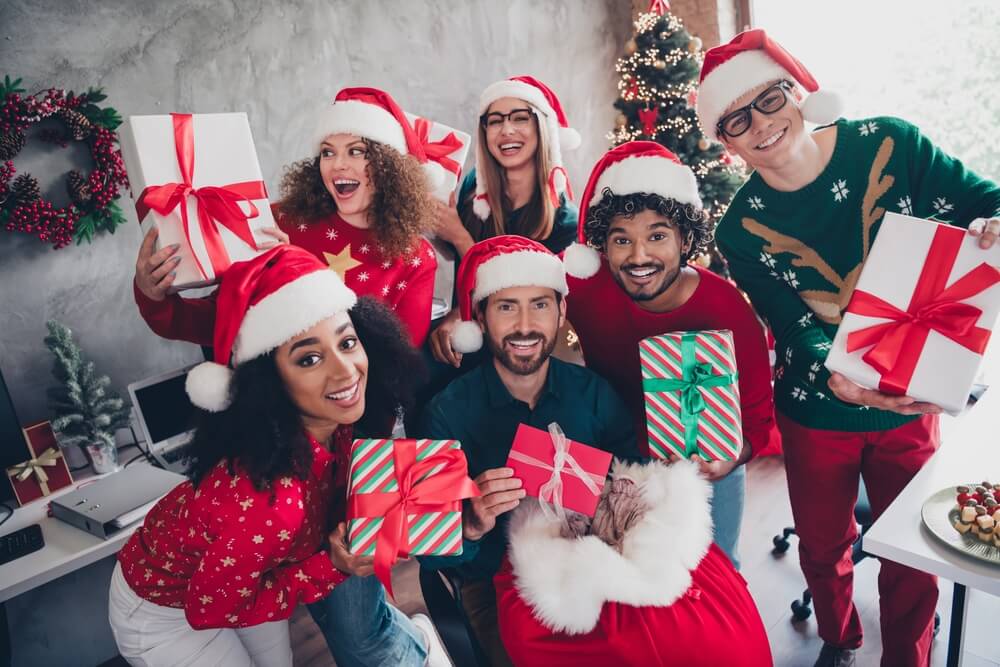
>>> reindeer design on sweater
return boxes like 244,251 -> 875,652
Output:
741,137 -> 897,325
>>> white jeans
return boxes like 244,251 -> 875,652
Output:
108,563 -> 293,667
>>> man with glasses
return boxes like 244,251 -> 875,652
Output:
697,29 -> 1000,667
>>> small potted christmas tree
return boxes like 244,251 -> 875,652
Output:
44,320 -> 131,473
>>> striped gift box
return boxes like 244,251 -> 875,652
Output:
639,330 -> 743,462
347,439 -> 465,558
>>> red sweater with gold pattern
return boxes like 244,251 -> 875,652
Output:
117,429 -> 351,629
133,209 -> 437,347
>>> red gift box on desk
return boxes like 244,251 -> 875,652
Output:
826,213 -> 1000,414
505,423 -> 612,518
346,438 -> 479,597
118,112 -> 275,291
5,421 -> 74,506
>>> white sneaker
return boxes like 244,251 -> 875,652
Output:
410,613 -> 453,667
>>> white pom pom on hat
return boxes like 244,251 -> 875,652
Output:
185,362 -> 234,413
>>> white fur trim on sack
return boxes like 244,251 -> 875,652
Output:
507,459 -> 713,635
186,361 -> 235,412
233,270 -> 358,364
470,250 -> 569,305
563,242 -> 601,280
313,100 -> 407,154
451,320 -> 484,354
589,155 -> 703,209
696,50 -> 788,139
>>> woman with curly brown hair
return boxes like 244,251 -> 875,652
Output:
133,87 -> 440,348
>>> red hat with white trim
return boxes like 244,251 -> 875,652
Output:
312,86 -> 445,189
696,28 -> 842,140
450,235 -> 569,354
472,76 -> 581,220
184,245 -> 357,412
563,141 -> 702,279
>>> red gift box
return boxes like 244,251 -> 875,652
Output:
505,423 -> 612,518
5,421 -> 75,506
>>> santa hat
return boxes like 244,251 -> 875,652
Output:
311,86 -> 445,190
451,235 -> 569,354
696,28 -> 842,140
185,245 -> 357,412
563,141 -> 702,280
472,76 -> 581,220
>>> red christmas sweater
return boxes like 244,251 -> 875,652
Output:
133,209 -> 437,347
566,263 -> 781,459
117,429 -> 352,629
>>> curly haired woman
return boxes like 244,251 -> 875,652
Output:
133,87 -> 439,348
110,246 -> 448,667
561,141 -> 781,569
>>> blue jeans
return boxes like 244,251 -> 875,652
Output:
307,574 -> 427,667
710,464 -> 746,569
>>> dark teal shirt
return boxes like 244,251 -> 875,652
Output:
417,357 -> 640,580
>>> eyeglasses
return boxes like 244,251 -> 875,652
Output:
716,81 -> 793,139
481,108 -> 534,132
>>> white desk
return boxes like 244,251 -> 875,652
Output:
865,387 -> 1000,667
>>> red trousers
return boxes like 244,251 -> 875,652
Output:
779,412 -> 940,667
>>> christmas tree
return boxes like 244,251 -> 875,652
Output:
44,320 -> 130,450
609,2 -> 746,273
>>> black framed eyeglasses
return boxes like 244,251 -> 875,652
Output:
480,108 -> 534,131
716,81 -> 794,139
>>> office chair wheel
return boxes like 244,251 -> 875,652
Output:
933,612 -> 941,638
791,589 -> 813,621
772,527 -> 796,555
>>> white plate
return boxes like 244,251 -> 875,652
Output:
921,485 -> 1000,565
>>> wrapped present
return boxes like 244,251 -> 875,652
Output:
826,213 -> 1000,414
505,423 -> 612,518
640,331 -> 743,462
119,112 -> 275,291
347,438 -> 479,596
5,422 -> 74,506
405,112 -> 471,202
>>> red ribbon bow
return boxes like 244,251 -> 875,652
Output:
845,225 -> 1000,395
135,113 -> 267,281
412,117 -> 463,176
347,441 -> 479,598
648,0 -> 670,15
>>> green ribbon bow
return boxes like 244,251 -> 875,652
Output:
642,332 -> 738,458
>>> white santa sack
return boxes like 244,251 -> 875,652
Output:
826,213 -> 1000,415
119,112 -> 275,291
507,459 -> 713,635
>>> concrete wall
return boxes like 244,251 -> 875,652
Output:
0,0 -> 633,426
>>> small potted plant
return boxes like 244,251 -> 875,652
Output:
44,320 -> 130,474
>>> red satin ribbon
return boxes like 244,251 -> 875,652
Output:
347,441 -> 480,598
845,225 -> 1000,394
412,117 -> 463,176
135,113 -> 266,280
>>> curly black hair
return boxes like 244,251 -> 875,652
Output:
582,190 -> 714,263
187,296 -> 426,493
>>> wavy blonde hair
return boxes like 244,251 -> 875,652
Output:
463,107 -> 557,241
278,139 -> 433,260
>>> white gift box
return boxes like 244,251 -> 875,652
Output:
404,112 -> 471,203
826,213 -> 1000,414
119,113 -> 275,291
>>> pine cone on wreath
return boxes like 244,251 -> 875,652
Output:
66,170 -> 91,206
58,108 -> 92,140
12,174 -> 40,205
0,132 -> 25,160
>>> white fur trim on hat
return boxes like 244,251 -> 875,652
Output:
186,362 -> 235,412
589,155 -> 703,209
563,242 -> 601,279
313,99 -> 407,153
800,89 -> 843,126
697,50 -> 789,139
233,270 -> 358,364
470,250 -> 569,304
479,80 -> 556,118
451,320 -> 484,354
507,459 -> 713,635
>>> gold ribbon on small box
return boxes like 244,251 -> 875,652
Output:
6,447 -> 63,496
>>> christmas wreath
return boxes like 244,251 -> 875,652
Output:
0,75 -> 129,249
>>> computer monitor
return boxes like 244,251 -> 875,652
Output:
127,364 -> 198,474
0,367 -> 28,505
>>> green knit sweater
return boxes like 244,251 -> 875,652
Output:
717,116 -> 1000,431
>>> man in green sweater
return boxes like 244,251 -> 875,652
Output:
697,29 -> 1000,667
